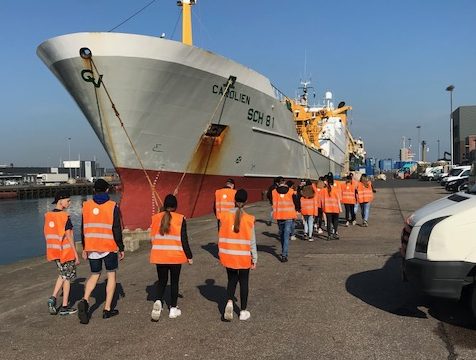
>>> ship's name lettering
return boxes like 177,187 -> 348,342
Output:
212,85 -> 250,105
247,108 -> 274,128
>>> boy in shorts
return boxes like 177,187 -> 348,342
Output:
78,179 -> 125,324
44,190 -> 80,315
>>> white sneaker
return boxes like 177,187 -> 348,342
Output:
317,228 -> 323,234
290,235 -> 297,241
345,221 -> 350,227
352,220 -> 357,226
308,237 -> 314,242
239,310 -> 251,321
313,224 -> 318,231
224,301 -> 233,320
151,300 -> 162,321
169,307 -> 182,319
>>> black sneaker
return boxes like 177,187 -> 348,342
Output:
78,299 -> 89,324
47,296 -> 57,315
103,309 -> 119,319
58,306 -> 78,316
280,255 -> 288,263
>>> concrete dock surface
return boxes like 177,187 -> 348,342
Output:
1,180 -> 476,360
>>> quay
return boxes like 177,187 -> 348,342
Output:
1,180 -> 475,359
0,182 -> 119,200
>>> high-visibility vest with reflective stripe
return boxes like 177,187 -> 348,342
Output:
44,211 -> 75,263
218,210 -> 255,269
314,187 -> 323,209
272,189 -> 297,220
300,196 -> 317,216
82,200 -> 118,252
340,182 -> 357,204
321,186 -> 341,213
215,188 -> 237,218
357,183 -> 374,203
150,212 -> 187,264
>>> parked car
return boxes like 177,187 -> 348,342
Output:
445,177 -> 469,192
440,166 -> 471,186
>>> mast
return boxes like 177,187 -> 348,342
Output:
177,0 -> 196,46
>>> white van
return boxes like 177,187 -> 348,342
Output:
402,170 -> 476,315
440,165 -> 470,186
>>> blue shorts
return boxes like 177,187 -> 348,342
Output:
89,252 -> 118,273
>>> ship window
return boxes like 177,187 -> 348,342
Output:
79,47 -> 92,59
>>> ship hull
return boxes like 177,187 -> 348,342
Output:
38,32 -> 343,229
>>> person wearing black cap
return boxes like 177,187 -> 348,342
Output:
44,190 -> 80,316
77,178 -> 125,324
218,189 -> 257,321
150,194 -> 193,321
214,178 -> 237,229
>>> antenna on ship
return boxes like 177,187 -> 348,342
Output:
177,0 -> 197,45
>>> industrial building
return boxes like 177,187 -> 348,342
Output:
452,105 -> 476,164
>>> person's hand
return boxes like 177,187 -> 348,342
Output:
81,250 -> 87,260
119,251 -> 125,261
251,263 -> 256,270
74,253 -> 80,265
188,258 -> 193,265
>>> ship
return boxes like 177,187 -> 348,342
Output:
37,0 -> 365,230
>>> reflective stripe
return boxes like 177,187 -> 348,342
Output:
219,238 -> 251,245
279,207 -> 297,212
63,244 -> 71,249
46,234 -> 62,240
47,244 -> 61,249
84,233 -> 114,239
84,223 -> 112,229
152,245 -> 184,251
153,234 -> 181,241
219,248 -> 250,256
216,201 -> 235,206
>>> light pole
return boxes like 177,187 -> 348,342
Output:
416,125 -> 421,161
67,137 -> 72,179
446,85 -> 454,166
437,139 -> 440,161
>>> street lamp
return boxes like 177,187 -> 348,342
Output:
67,137 -> 72,179
446,85 -> 454,166
437,139 -> 440,161
416,125 -> 421,161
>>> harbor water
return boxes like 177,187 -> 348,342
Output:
0,194 -> 120,265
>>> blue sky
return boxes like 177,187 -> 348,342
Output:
0,0 -> 475,167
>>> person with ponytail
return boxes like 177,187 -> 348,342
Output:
321,175 -> 342,240
149,194 -> 193,321
218,189 -> 257,321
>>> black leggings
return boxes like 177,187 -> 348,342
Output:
315,208 -> 324,229
326,213 -> 339,234
344,204 -> 356,222
226,268 -> 250,310
156,264 -> 182,307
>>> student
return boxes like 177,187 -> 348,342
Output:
218,189 -> 257,321
300,183 -> 316,241
321,176 -> 341,240
357,175 -> 375,226
150,194 -> 193,321
341,175 -> 357,226
44,190 -> 80,316
272,178 -> 297,262
77,179 -> 125,324
286,180 -> 300,241
313,178 -> 326,234
266,177 -> 280,226
214,178 -> 237,229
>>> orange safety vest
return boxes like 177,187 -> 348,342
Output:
357,183 -> 374,203
215,188 -> 237,218
82,200 -> 118,252
44,211 -> 75,263
340,182 -> 357,205
272,189 -> 297,220
300,196 -> 317,216
218,210 -> 255,269
150,212 -> 188,264
314,187 -> 323,209
321,186 -> 341,214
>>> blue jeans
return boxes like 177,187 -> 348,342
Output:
303,215 -> 314,237
360,202 -> 370,222
277,219 -> 293,257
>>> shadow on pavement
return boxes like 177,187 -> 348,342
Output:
345,252 -> 476,330
257,244 -> 281,261
70,277 -> 86,305
88,281 -> 125,315
197,278 -> 228,319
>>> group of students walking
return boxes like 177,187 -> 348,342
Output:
267,172 -> 375,262
44,178 -> 257,323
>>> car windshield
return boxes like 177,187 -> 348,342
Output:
449,168 -> 463,176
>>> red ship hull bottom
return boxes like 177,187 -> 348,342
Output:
116,168 -> 273,230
